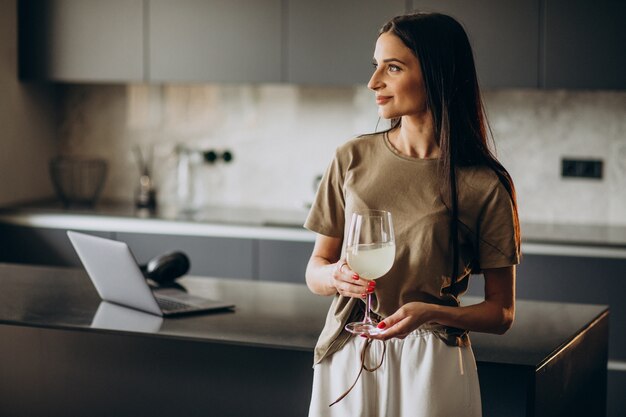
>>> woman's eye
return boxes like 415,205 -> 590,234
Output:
371,62 -> 378,69
388,65 -> 400,72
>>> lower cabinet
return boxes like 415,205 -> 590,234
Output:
465,253 -> 626,417
0,224 -> 314,284
116,232 -> 256,280
257,239 -> 313,284
0,224 -> 113,267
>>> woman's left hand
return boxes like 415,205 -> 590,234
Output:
369,302 -> 435,340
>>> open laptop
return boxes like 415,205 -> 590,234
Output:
67,230 -> 235,317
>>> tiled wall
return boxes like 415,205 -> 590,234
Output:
57,84 -> 626,225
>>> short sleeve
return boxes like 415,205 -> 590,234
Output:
476,181 -> 520,269
304,151 -> 345,238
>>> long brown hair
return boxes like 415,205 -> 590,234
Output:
380,13 -> 521,292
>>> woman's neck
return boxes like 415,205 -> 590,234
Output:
389,114 -> 440,159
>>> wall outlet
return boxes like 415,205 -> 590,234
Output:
561,158 -> 603,179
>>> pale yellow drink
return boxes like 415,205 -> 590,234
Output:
347,243 -> 395,279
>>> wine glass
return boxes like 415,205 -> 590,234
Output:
344,210 -> 395,336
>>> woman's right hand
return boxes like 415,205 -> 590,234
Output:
331,260 -> 376,299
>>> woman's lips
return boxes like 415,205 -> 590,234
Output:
376,96 -> 392,105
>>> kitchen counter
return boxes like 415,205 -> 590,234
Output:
2,199 -> 626,257
0,263 -> 609,417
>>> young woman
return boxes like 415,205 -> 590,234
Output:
304,12 -> 521,417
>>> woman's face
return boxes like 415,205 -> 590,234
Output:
367,32 -> 428,120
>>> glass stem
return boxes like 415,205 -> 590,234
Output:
364,292 -> 372,324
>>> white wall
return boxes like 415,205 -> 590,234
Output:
56,83 -> 626,226
0,0 -> 57,206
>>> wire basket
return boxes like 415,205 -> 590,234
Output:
49,157 -> 108,207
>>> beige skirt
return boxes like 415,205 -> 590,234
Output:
308,329 -> 482,417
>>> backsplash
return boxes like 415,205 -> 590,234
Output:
57,84 -> 626,226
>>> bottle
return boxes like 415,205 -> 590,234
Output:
176,145 -> 201,213
133,145 -> 157,212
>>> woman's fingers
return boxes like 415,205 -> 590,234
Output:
332,260 -> 375,298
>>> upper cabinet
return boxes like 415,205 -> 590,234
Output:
411,0 -> 540,89
18,0 -> 626,89
543,0 -> 626,89
286,0 -> 405,85
19,0 -> 144,82
148,0 -> 282,83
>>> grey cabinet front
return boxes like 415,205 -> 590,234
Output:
19,0 -> 144,82
466,253 -> 626,362
411,0 -> 540,89
543,0 -> 626,89
286,0 -> 406,85
0,224 -> 113,267
116,232 -> 255,280
148,0 -> 283,83
257,239 -> 313,283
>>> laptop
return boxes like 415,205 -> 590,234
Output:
67,230 -> 235,317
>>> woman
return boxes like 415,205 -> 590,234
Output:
304,12 -> 520,417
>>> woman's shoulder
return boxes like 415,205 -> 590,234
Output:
458,165 -> 502,194
335,131 -> 385,156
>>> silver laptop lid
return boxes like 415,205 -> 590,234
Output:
67,231 -> 163,316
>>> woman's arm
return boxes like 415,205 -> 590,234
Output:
373,266 -> 516,339
305,234 -> 374,298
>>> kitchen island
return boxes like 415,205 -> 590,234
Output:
0,263 -> 608,417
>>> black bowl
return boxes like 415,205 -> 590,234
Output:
49,157 -> 108,207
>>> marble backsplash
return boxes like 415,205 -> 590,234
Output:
56,84 -> 626,226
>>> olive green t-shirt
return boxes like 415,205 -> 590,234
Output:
304,132 -> 520,364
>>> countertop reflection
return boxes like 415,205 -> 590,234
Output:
0,263 -> 609,367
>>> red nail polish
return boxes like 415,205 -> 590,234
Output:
367,288 -> 374,293
368,282 -> 376,288
352,274 -> 359,280
377,322 -> 386,329
361,293 -> 367,298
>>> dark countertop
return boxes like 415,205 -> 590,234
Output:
2,199 -> 626,248
0,263 -> 608,368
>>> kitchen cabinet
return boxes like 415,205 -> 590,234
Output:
0,224 -> 112,267
285,0 -> 406,85
148,0 -> 283,83
257,239 -> 313,283
116,232 -> 255,280
18,0 -> 144,82
542,0 -> 626,89
0,221 -> 312,283
467,253 -> 626,360
466,253 -> 626,417
411,0 -> 540,88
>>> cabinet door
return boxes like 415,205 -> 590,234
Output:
543,0 -> 626,89
411,0 -> 540,88
19,0 -> 144,82
286,0 -> 406,85
466,253 -> 626,362
116,232 -> 255,280
0,224 -> 113,267
148,0 -> 282,83
257,240 -> 313,283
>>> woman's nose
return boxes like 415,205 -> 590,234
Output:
367,70 -> 383,91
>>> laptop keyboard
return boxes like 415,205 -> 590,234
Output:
155,296 -> 196,313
